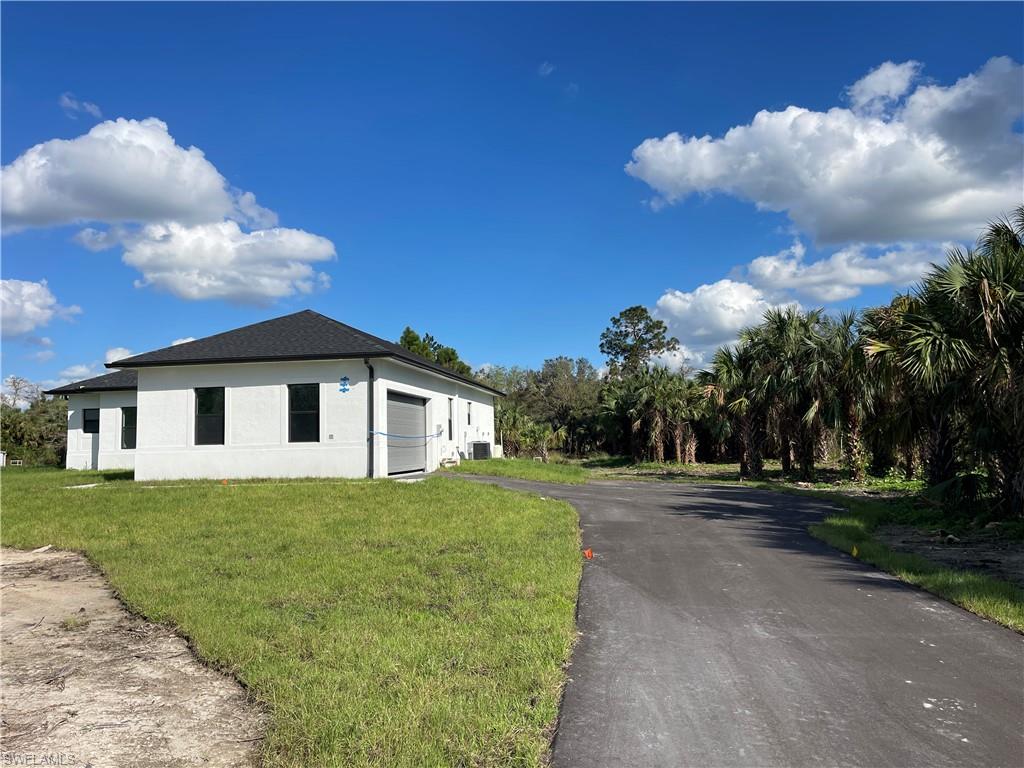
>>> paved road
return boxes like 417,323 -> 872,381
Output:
460,476 -> 1024,768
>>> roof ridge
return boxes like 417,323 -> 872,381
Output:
305,310 -> 394,355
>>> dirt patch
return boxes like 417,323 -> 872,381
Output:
877,525 -> 1024,589
1,547 -> 267,767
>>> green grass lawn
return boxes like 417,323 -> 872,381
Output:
1,468 -> 582,767
446,459 -> 587,485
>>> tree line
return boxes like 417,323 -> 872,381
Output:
475,208 -> 1023,519
3,208 -> 1020,520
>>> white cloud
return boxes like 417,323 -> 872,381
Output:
1,118 -> 252,232
30,349 -> 56,362
59,92 -> 102,120
58,363 -> 97,380
626,57 -> 1023,243
105,347 -> 133,364
650,347 -> 699,371
654,278 -> 793,362
2,117 -> 339,303
37,361 -> 104,392
121,220 -> 335,303
538,61 -> 556,77
847,61 -> 921,114
743,240 -> 944,302
171,337 -> 195,346
1,279 -> 81,337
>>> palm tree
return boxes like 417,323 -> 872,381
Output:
666,375 -> 703,463
632,368 -> 676,463
862,207 -> 1023,514
744,307 -> 825,480
705,344 -> 766,478
817,311 -> 873,481
524,422 -> 567,463
495,402 -> 532,459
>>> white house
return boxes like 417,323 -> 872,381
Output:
46,310 -> 502,480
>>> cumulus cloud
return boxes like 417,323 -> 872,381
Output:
59,92 -> 102,120
1,279 -> 81,337
121,221 -> 335,303
626,57 -> 1023,243
58,363 -> 98,380
105,347 -> 133,364
650,347 -> 699,371
1,118 -> 248,231
654,278 -> 793,362
538,61 -> 556,77
171,337 -> 195,346
743,240 -> 944,302
847,61 -> 921,114
2,117 -> 338,303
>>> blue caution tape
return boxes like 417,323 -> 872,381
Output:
369,429 -> 444,440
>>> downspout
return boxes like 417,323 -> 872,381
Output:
364,358 -> 375,478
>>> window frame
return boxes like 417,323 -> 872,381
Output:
288,383 -> 320,443
83,408 -> 100,435
467,401 -> 472,426
194,387 -> 225,446
448,398 -> 454,440
121,406 -> 137,450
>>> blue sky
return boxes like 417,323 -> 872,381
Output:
2,2 -> 1022,386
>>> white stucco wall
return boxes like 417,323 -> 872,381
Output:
65,390 -> 138,471
134,360 -> 370,481
370,359 -> 496,477
84,357 -> 497,481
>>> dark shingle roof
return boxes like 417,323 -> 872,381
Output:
45,368 -> 138,395
106,310 -> 502,395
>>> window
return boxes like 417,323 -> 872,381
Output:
195,387 -> 225,445
467,402 -> 472,426
83,408 -> 99,434
448,398 -> 454,440
121,407 -> 137,450
288,383 -> 319,443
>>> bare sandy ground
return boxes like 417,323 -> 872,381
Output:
0,547 -> 267,767
877,524 -> 1024,589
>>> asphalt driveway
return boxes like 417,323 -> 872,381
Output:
460,476 -> 1024,768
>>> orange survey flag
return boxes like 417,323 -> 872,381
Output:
583,548 -> 593,560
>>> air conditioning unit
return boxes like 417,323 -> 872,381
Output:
467,441 -> 491,460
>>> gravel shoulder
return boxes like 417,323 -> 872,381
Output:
0,547 -> 266,767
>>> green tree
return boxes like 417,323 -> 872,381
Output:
864,208 -> 1024,514
599,306 -> 679,376
523,422 -> 567,463
398,327 -> 472,376
1,377 -> 67,467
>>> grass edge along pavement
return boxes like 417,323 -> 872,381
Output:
452,457 -> 1024,633
804,491 -> 1024,633
1,468 -> 583,767
446,458 -> 587,485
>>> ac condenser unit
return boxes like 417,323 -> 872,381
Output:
468,441 -> 491,460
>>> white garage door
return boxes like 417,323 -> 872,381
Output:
387,392 -> 427,475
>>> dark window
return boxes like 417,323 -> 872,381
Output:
448,398 -> 454,440
195,387 -> 225,445
289,383 -> 319,443
121,407 -> 137,449
467,402 -> 472,426
83,408 -> 99,434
